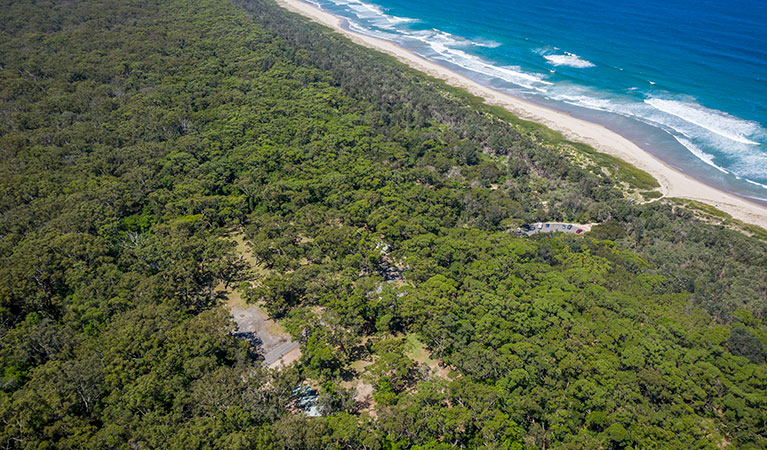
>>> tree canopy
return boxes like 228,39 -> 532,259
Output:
1,0 -> 765,448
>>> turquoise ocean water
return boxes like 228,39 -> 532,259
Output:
306,0 -> 767,203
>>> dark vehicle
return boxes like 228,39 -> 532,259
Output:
562,224 -> 566,229
546,223 -> 550,228
567,224 -> 573,230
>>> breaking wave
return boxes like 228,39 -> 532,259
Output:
543,52 -> 595,68
645,98 -> 761,146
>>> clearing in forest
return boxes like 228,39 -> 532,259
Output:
221,234 -> 301,369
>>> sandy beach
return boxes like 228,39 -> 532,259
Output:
277,0 -> 767,228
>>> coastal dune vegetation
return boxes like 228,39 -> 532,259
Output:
0,0 -> 766,448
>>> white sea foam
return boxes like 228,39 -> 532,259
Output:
325,0 -> 549,91
744,178 -> 767,190
674,137 -> 730,174
645,98 -> 761,146
725,153 -> 767,182
544,52 -> 595,68
555,93 -> 614,112
471,39 -> 502,49
405,30 -> 551,90
330,0 -> 417,30
433,49 -> 547,89
345,18 -> 401,41
546,87 -> 767,185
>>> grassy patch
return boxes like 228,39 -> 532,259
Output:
641,190 -> 663,200
739,222 -> 767,240
405,333 -> 438,366
669,198 -> 732,220
267,322 -> 291,338
571,142 -> 660,190
669,198 -> 767,240
349,359 -> 373,372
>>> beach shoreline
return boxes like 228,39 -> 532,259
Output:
276,0 -> 767,228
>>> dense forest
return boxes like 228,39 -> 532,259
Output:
1,0 -> 766,448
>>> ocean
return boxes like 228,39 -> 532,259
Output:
305,0 -> 767,203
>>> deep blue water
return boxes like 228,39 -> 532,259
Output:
308,0 -> 767,201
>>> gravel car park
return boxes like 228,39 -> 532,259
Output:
519,222 -> 592,237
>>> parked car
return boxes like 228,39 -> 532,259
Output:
562,224 -> 566,229
545,223 -> 550,228
575,229 -> 583,234
567,224 -> 573,230
538,223 -> 543,229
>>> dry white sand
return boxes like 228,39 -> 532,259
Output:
277,0 -> 767,228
